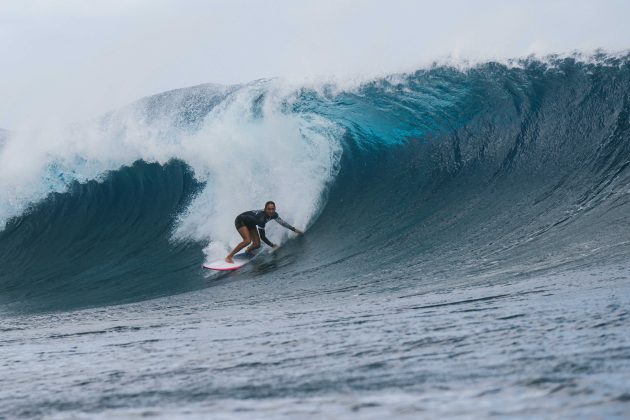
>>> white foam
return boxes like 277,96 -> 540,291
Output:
0,80 -> 343,260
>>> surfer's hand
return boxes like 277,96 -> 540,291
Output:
294,228 -> 304,235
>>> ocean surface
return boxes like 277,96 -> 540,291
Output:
1,55 -> 630,418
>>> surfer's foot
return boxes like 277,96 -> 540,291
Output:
225,256 -> 234,264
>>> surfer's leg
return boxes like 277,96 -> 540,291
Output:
226,226 -> 252,263
246,228 -> 261,252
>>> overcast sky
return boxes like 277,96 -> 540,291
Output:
1,0 -> 629,128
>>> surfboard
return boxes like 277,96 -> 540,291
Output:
203,252 -> 255,271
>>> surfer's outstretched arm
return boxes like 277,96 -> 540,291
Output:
275,216 -> 304,234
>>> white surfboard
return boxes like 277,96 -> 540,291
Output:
203,252 -> 254,271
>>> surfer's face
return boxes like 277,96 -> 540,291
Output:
265,204 -> 276,216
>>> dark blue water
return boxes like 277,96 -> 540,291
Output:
1,55 -> 629,418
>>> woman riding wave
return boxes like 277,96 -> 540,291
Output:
225,201 -> 304,263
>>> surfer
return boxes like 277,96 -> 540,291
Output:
225,201 -> 304,263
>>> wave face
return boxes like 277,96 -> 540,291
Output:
0,161 -> 206,309
1,55 -> 630,311
304,55 -> 630,284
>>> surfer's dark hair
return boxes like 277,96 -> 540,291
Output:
265,201 -> 276,209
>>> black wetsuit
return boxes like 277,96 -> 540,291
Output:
234,210 -> 296,247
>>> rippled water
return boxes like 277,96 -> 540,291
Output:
2,256 -> 629,418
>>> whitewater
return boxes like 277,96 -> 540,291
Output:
1,54 -> 629,418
